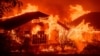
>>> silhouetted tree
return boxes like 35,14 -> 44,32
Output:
0,0 -> 22,55
0,0 -> 22,18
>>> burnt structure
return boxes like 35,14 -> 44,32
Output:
0,11 -> 48,30
32,31 -> 47,44
0,11 -> 48,55
70,12 -> 100,30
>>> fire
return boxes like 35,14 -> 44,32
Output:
67,4 -> 100,53
66,4 -> 93,53
2,3 -> 38,19
30,4 -> 98,53
46,15 -> 59,42
4,2 -> 100,54
31,25 -> 41,34
21,3 -> 38,14
67,20 -> 94,53
69,4 -> 90,21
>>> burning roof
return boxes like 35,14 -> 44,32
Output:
0,11 -> 48,30
70,12 -> 100,30
1,3 -> 100,54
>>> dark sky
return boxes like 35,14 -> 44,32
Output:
21,0 -> 100,18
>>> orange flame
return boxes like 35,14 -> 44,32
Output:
69,4 -> 90,21
2,3 -> 38,19
31,25 -> 41,34
30,4 -> 95,53
67,20 -> 94,53
21,3 -> 38,14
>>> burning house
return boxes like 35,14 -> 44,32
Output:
0,0 -> 100,55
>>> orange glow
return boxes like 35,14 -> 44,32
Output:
5,3 -> 100,54
66,5 -> 100,53
69,4 -> 90,21
67,20 -> 94,53
31,25 -> 41,34
2,3 -> 38,19
30,4 -> 99,53
21,3 -> 38,14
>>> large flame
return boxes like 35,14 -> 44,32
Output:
29,4 -> 97,53
21,3 -> 38,14
2,3 -> 38,19
5,4 -> 38,44
67,5 -> 100,53
67,20 -> 94,53
69,4 -> 90,21
5,3 -> 100,54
